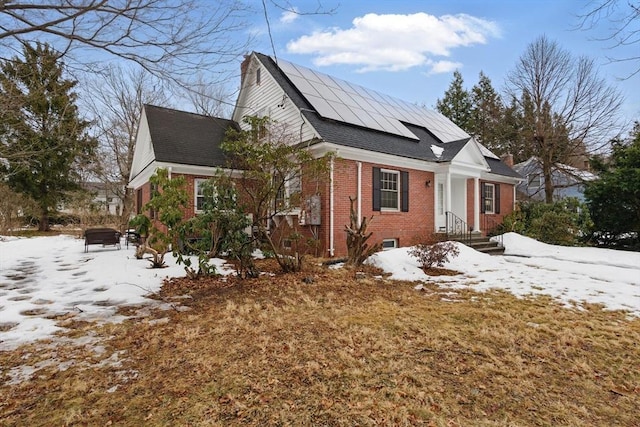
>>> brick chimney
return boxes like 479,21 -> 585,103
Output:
240,54 -> 251,86
501,153 -> 514,167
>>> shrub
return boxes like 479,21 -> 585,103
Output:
503,198 -> 593,246
409,235 -> 460,269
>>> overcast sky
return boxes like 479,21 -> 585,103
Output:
247,0 -> 639,131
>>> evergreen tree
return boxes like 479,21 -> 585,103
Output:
470,72 -> 505,154
436,70 -> 472,133
0,43 -> 97,231
585,124 -> 640,248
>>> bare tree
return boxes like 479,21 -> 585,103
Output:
84,65 -> 169,231
0,0 -> 253,84
577,0 -> 640,78
185,74 -> 235,118
506,35 -> 624,203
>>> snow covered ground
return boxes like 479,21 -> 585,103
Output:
1,232 -> 639,352
0,234 -> 233,351
369,232 -> 640,316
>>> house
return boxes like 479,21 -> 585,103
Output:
128,104 -> 238,219
129,52 -> 521,257
513,157 -> 596,202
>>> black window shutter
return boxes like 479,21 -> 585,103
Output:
373,167 -> 381,211
480,182 -> 486,214
401,171 -> 409,212
495,184 -> 501,214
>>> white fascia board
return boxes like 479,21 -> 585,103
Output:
128,161 -> 239,189
307,142 -> 442,172
481,171 -> 522,184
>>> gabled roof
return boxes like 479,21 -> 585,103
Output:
144,104 -> 237,167
253,53 -> 518,178
513,157 -> 596,182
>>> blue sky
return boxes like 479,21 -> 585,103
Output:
247,0 -> 639,131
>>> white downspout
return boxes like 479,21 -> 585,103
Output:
513,185 -> 517,210
329,156 -> 335,257
357,161 -> 362,227
168,166 -> 172,180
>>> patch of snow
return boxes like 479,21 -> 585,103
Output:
368,233 -> 640,316
0,234 -> 234,351
430,144 -> 444,159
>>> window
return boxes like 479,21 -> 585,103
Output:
195,179 -> 213,212
380,170 -> 399,210
481,183 -> 500,214
528,174 -> 541,189
275,171 -> 301,212
382,238 -> 398,250
256,67 -> 261,85
437,182 -> 444,215
373,167 -> 409,212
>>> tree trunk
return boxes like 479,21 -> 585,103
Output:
39,208 -> 50,231
542,160 -> 554,203
119,187 -> 134,232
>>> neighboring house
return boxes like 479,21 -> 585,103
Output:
129,52 -> 521,257
513,157 -> 597,202
83,182 -> 124,215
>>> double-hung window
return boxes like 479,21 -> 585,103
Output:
373,167 -> 409,212
380,170 -> 400,210
195,178 -> 212,213
481,182 -> 500,214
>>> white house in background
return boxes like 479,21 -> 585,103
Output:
513,157 -> 597,202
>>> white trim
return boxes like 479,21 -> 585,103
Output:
329,156 -> 335,257
382,238 -> 398,250
308,143 -> 440,172
357,161 -> 362,227
128,161 -> 237,189
483,183 -> 496,214
473,177 -> 480,232
379,168 -> 400,211
194,178 -> 208,213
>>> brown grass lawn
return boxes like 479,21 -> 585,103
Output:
1,260 -> 639,426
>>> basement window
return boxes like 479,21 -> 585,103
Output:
382,239 -> 398,250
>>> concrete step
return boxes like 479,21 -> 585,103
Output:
447,235 -> 505,255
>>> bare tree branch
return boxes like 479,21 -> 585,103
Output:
1,0 -> 254,86
576,0 -> 640,78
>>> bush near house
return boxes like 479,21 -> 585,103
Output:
501,198 -> 593,246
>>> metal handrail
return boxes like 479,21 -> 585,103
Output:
445,211 -> 472,245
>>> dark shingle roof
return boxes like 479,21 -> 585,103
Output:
144,104 -> 236,167
486,158 -> 522,179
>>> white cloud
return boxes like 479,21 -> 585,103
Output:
428,60 -> 463,75
280,8 -> 299,24
286,12 -> 500,72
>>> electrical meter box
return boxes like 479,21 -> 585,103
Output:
306,195 -> 321,225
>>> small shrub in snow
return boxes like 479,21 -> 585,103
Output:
409,237 -> 460,269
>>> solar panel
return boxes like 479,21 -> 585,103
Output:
277,58 -> 469,142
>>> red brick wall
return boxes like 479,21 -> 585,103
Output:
467,179 -> 514,233
134,167 -> 515,257
312,158 -> 435,257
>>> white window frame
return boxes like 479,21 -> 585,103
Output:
194,178 -> 210,213
275,170 -> 302,215
437,182 -> 445,216
527,174 -> 541,189
380,169 -> 400,211
382,238 -> 398,250
483,183 -> 495,214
